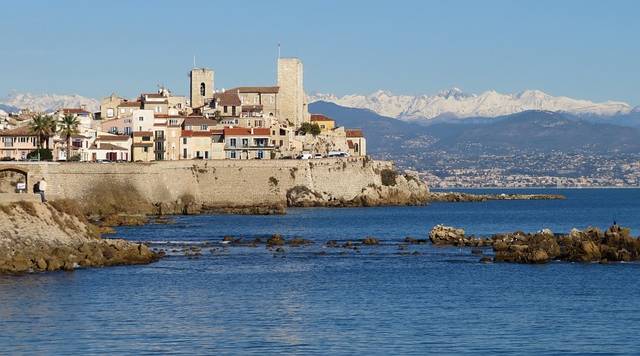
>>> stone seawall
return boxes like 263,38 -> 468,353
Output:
1,158 -> 428,214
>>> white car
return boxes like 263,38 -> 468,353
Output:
297,153 -> 312,160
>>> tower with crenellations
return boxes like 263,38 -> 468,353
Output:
277,58 -> 310,127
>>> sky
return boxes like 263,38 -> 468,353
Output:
0,0 -> 638,105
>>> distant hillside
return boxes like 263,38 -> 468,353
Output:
309,101 -> 640,157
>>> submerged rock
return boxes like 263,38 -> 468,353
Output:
361,237 -> 380,245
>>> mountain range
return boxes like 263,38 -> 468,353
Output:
309,101 -> 640,166
309,89 -> 636,122
0,92 -> 100,113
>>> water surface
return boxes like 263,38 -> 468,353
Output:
1,189 -> 639,354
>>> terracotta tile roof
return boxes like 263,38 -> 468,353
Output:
0,126 -> 36,136
132,131 -> 153,137
227,86 -> 279,94
118,101 -> 142,107
213,92 -> 241,106
181,130 -> 214,137
347,140 -> 355,149
97,135 -> 130,141
154,114 -> 184,118
183,117 -> 215,127
223,127 -> 270,136
311,114 -> 334,122
346,129 -> 364,138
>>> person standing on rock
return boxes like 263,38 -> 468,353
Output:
38,177 -> 47,202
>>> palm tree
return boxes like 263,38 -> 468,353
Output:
59,114 -> 80,160
29,114 -> 54,149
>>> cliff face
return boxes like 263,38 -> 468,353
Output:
287,170 -> 428,207
0,202 -> 158,273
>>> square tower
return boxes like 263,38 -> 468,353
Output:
277,58 -> 309,127
190,68 -> 214,109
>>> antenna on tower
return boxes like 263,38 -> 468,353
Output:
193,55 -> 196,68
277,43 -> 281,59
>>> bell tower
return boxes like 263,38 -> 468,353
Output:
189,68 -> 214,108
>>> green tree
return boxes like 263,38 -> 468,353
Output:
300,122 -> 321,136
29,114 -> 56,149
59,114 -> 80,160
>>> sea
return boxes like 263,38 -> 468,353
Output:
1,188 -> 640,355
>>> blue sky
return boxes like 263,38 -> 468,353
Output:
1,0 -> 638,104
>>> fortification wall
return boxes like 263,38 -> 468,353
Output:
1,158 -> 414,211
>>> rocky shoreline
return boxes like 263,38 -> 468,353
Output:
0,201 -> 159,274
429,224 -> 640,264
427,192 -> 565,202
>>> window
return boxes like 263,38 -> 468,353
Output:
120,108 -> 125,114
107,108 -> 114,118
142,136 -> 151,142
183,138 -> 187,145
143,147 -> 148,152
196,151 -> 201,158
110,127 -> 117,134
200,82 -> 206,96
229,138 -> 236,147
232,106 -> 236,116
242,138 -> 249,147
257,150 -> 264,159
204,151 -> 209,159
200,125 -> 207,130
223,106 -> 228,114
155,106 -> 161,113
138,116 -> 144,122
183,148 -> 187,159
124,127 -> 132,135
230,151 -> 236,159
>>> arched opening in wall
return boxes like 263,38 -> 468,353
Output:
0,168 -> 28,193
200,82 -> 206,96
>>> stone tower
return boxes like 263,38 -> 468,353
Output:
277,58 -> 309,127
189,68 -> 214,108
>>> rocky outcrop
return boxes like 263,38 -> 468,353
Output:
0,201 -> 159,274
427,192 -> 565,202
428,225 -> 492,247
287,170 -> 429,208
429,224 -> 640,264
492,230 -> 560,263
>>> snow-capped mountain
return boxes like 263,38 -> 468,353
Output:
309,89 -> 633,121
0,92 -> 99,113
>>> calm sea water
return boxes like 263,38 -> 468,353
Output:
2,189 -> 640,355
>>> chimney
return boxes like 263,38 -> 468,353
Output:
251,128 -> 254,135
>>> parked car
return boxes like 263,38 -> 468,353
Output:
313,153 -> 323,159
327,151 -> 350,158
297,153 -> 312,160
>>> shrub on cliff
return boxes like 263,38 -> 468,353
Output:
380,169 -> 397,186
299,122 -> 321,136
